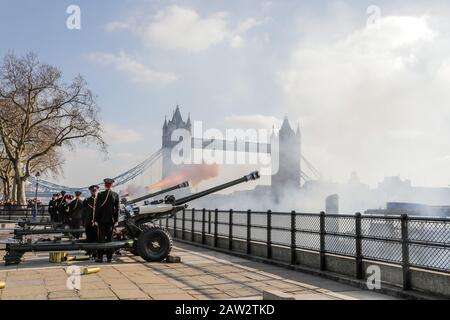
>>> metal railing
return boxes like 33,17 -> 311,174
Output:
163,208 -> 450,290
0,206 -> 49,221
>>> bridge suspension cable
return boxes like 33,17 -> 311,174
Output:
28,149 -> 162,193
301,155 -> 321,180
29,144 -> 320,193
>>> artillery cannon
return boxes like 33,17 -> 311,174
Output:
3,171 -> 260,265
10,181 -> 191,239
121,181 -> 189,205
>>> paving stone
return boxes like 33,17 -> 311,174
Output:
45,279 -> 67,287
315,289 -> 358,300
108,282 -> 140,290
167,279 -> 193,288
79,289 -> 116,299
282,279 -> 320,290
188,288 -> 222,295
79,274 -> 103,283
127,277 -> 170,285
263,290 -> 296,300
294,292 -> 339,300
141,287 -> 186,295
200,276 -> 227,284
7,274 -> 43,281
98,273 -> 123,279
2,286 -> 47,296
139,283 -> 176,289
223,290 -> 248,298
114,265 -> 148,271
220,274 -> 253,283
241,272 -> 272,281
192,294 -> 211,300
208,293 -> 232,299
230,288 -> 261,296
0,243 -> 397,301
2,294 -> 48,300
264,280 -> 299,290
46,285 -> 71,292
214,283 -> 246,290
336,290 -> 401,300
101,278 -> 133,285
284,287 -> 309,294
4,279 -> 45,288
79,282 -> 109,290
150,293 -> 196,300
48,290 -> 79,299
111,289 -> 149,299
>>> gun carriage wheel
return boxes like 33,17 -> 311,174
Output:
135,224 -> 173,262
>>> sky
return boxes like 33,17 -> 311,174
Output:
2,0 -> 450,189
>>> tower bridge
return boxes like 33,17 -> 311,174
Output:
30,106 -> 320,197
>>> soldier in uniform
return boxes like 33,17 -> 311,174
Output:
94,178 -> 119,263
83,185 -> 99,257
56,191 -> 67,224
48,194 -> 58,222
61,194 -> 73,226
68,191 -> 83,239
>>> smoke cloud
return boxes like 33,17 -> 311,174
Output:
151,163 -> 220,189
278,15 -> 450,188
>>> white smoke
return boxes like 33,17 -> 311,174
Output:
278,15 -> 450,188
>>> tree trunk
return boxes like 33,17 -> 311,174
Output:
11,180 -> 17,202
13,160 -> 27,205
6,178 -> 11,199
1,179 -> 11,200
14,176 -> 26,204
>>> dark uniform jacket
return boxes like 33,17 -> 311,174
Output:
68,197 -> 83,220
82,196 -> 97,226
48,199 -> 56,214
56,198 -> 68,216
94,189 -> 119,224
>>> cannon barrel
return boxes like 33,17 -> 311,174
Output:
174,171 -> 260,205
125,181 -> 189,205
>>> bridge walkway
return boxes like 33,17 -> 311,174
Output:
0,242 -> 397,300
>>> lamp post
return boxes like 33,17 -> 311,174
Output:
34,172 -> 40,220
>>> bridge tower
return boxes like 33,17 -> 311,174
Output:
162,105 -> 191,179
271,116 -> 301,201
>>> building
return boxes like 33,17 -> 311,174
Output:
161,106 -> 191,179
161,107 -> 302,202
365,202 -> 450,217
270,116 -> 301,201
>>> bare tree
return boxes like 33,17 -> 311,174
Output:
0,52 -> 106,204
0,145 -> 13,200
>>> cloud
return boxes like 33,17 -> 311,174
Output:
236,17 -> 268,34
104,20 -> 130,32
277,15 -> 450,186
230,35 -> 244,48
106,5 -> 267,51
87,51 -> 178,85
142,6 -> 228,51
103,122 -> 144,144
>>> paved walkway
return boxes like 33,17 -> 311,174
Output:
0,242 -> 398,300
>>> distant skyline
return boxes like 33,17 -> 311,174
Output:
2,0 -> 450,188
